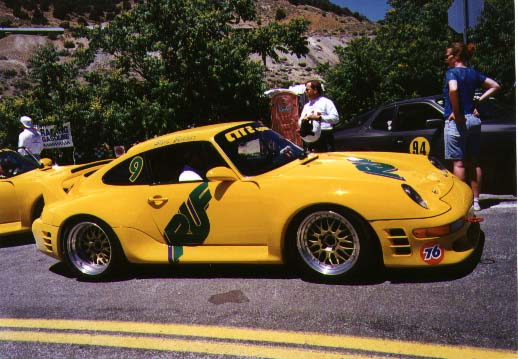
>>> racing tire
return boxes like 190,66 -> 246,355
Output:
288,207 -> 380,282
62,218 -> 125,281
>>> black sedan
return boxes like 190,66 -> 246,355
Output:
334,95 -> 516,194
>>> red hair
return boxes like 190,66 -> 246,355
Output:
449,42 -> 475,62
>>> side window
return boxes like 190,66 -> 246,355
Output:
102,155 -> 149,185
371,107 -> 396,131
148,141 -> 227,185
397,104 -> 443,131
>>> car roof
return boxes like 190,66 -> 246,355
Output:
384,94 -> 443,107
126,121 -> 254,155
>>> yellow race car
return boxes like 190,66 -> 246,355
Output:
0,149 -> 110,238
32,122 -> 482,281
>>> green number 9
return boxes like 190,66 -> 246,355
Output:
129,156 -> 144,182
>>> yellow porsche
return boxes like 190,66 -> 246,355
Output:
32,122 -> 482,281
0,149 -> 110,238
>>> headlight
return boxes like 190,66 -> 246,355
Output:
402,184 -> 428,209
429,156 -> 447,171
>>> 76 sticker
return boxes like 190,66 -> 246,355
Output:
420,242 -> 444,265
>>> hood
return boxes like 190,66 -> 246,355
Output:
283,152 -> 453,196
274,152 -> 457,219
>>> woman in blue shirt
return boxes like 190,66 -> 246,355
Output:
443,42 -> 500,210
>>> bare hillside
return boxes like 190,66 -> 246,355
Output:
0,0 -> 377,93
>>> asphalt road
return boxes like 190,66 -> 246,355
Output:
0,194 -> 516,359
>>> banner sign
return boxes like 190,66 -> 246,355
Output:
40,122 -> 74,149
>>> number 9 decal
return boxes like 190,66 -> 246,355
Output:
129,156 -> 144,182
409,137 -> 430,155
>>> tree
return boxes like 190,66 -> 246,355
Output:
322,0 -> 515,123
88,0 -> 308,134
469,0 -> 515,108
320,37 -> 382,120
242,18 -> 309,66
322,0 -> 453,122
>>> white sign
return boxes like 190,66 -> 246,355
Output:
40,122 -> 74,149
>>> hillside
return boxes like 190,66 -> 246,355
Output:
0,0 -> 377,95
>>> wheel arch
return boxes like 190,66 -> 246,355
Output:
282,203 -> 382,266
31,196 -> 44,222
58,214 -> 127,262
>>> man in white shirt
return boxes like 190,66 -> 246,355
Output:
298,80 -> 339,152
18,115 -> 44,160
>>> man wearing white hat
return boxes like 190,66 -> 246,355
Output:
18,115 -> 44,160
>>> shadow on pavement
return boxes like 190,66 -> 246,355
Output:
479,196 -> 516,210
49,262 -> 299,283
0,233 -> 34,248
48,232 -> 486,285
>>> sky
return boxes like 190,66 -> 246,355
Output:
330,0 -> 391,22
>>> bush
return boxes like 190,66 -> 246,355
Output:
63,40 -> 75,49
1,69 -> 18,79
275,8 -> 287,21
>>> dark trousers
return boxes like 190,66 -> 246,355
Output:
304,130 -> 335,153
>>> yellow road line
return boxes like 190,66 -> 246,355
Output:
0,318 -> 516,359
0,330 -> 377,359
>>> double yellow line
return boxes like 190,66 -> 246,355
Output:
0,318 -> 515,359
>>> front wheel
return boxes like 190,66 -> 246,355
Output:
62,219 -> 124,280
290,208 -> 379,281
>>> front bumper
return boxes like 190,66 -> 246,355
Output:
373,218 -> 481,268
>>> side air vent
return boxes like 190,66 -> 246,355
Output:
386,228 -> 411,255
41,231 -> 53,252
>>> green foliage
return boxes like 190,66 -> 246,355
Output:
89,0 -> 267,132
63,40 -> 75,49
322,37 -> 383,120
242,17 -> 309,66
468,0 -> 515,107
0,0 -> 308,162
275,8 -> 287,21
321,0 -> 514,123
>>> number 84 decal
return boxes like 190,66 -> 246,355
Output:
420,242 -> 445,265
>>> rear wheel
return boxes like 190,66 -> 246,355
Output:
62,219 -> 124,280
290,208 -> 379,281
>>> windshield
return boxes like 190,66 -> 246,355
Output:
215,122 -> 304,176
0,149 -> 40,178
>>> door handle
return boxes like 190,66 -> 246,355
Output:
395,139 -> 404,145
148,195 -> 168,205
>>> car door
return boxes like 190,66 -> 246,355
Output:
143,141 -> 267,247
0,180 -> 19,225
390,102 -> 444,156
335,107 -> 401,151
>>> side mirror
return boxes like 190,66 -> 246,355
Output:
206,166 -> 238,182
426,118 -> 444,129
39,158 -> 53,168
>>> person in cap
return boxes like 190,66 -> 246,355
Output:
18,115 -> 44,160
